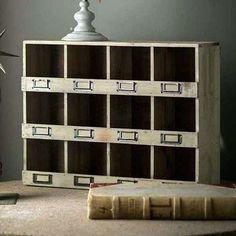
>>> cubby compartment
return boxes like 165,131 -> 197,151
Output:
154,147 -> 195,181
154,47 -> 195,82
26,92 -> 64,125
68,142 -> 107,175
111,46 -> 150,81
67,46 -> 106,79
27,139 -> 64,172
111,96 -> 150,129
68,94 -> 106,127
154,97 -> 195,132
26,44 -> 64,77
110,144 -> 150,178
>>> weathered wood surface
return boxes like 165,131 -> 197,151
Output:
22,41 -> 220,188
24,40 -> 219,47
22,123 -> 198,148
22,171 -> 195,190
22,77 -> 198,98
197,46 -> 220,183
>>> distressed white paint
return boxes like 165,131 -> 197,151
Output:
22,77 -> 198,98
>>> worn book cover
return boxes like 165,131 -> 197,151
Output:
88,183 -> 236,220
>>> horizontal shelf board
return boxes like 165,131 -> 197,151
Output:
23,40 -> 219,48
22,77 -> 198,98
22,170 -> 196,190
22,124 -> 198,148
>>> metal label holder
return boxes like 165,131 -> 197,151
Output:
117,82 -> 137,93
161,133 -> 183,145
32,127 -> 52,137
73,80 -> 94,91
32,79 -> 51,90
161,83 -> 182,94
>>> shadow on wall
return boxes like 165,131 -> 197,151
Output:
221,132 -> 236,181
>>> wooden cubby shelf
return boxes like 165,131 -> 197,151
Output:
154,97 -> 196,132
154,47 -> 195,82
26,92 -> 64,125
110,46 -> 150,81
110,95 -> 150,129
26,44 -> 64,78
22,41 -> 220,189
110,144 -> 150,179
27,139 -> 64,173
67,45 -> 106,79
154,147 -> 195,181
68,142 -> 107,176
68,94 -> 107,127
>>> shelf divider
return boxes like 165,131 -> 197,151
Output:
23,42 -> 27,170
150,47 -> 155,179
64,45 -> 68,173
106,46 -> 111,176
195,47 -> 200,182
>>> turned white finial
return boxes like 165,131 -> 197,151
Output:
62,0 -> 108,41
74,0 -> 95,32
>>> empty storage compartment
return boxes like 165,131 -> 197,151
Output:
111,46 -> 150,81
154,47 -> 195,82
154,147 -> 195,181
68,94 -> 106,127
110,144 -> 150,178
26,44 -> 64,77
68,142 -> 107,175
111,96 -> 150,129
27,139 -> 64,172
26,92 -> 64,125
154,97 -> 195,132
67,46 -> 106,79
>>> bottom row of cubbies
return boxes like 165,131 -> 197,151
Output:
27,139 -> 195,182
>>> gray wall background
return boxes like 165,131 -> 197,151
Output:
0,0 -> 235,181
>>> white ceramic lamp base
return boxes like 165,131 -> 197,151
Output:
62,31 -> 107,41
62,0 -> 108,41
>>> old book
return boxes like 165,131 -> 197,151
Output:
90,183 -> 118,189
87,183 -> 236,220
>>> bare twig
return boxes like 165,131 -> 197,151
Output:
0,29 -> 19,74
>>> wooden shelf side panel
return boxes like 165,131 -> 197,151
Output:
197,46 -> 220,184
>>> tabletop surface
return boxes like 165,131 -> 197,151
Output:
0,181 -> 236,236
